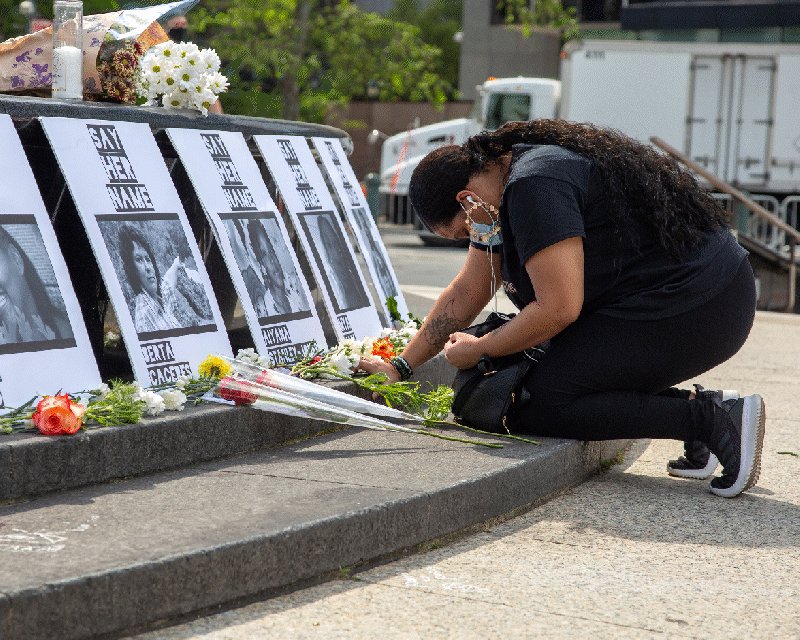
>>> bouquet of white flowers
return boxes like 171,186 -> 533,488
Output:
136,41 -> 228,115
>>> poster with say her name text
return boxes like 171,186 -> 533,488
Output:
0,114 -> 101,407
311,137 -> 409,323
166,128 -> 327,364
40,117 -> 232,386
255,135 -> 383,341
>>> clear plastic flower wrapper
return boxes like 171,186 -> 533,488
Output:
221,356 -> 419,422
210,370 -> 505,448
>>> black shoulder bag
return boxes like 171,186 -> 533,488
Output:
451,312 -> 545,434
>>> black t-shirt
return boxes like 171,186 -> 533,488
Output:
475,144 -> 747,320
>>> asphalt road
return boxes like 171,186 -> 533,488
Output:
376,226 -> 517,320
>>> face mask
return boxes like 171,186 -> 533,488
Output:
168,28 -> 187,42
461,197 -> 502,246
468,221 -> 502,246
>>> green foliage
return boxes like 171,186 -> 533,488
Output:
386,296 -> 401,322
85,380 -> 144,427
1,0 -> 28,39
600,449 -> 625,471
193,0 -> 452,121
353,373 -> 453,424
0,396 -> 37,434
83,0 -> 120,15
388,0 -> 462,97
497,0 -> 579,42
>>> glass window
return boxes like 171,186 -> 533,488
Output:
485,93 -> 532,130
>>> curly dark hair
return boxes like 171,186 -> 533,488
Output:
409,119 -> 729,257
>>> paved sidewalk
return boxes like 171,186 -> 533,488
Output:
131,310 -> 800,639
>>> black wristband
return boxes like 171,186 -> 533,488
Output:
390,356 -> 413,381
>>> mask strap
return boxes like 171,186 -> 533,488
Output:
460,200 -> 498,312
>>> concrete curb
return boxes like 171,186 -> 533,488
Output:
0,353 -> 630,639
0,358 -> 452,503
0,433 -> 630,640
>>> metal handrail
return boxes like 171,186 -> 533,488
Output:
650,136 -> 798,312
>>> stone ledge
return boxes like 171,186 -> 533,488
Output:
0,357 -> 455,502
0,426 -> 630,640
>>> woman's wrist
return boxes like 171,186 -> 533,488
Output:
475,333 -> 495,358
389,355 -> 414,381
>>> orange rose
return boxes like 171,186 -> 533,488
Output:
371,337 -> 396,361
32,394 -> 86,436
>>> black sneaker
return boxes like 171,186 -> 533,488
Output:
667,441 -> 720,479
666,386 -> 738,479
706,394 -> 766,498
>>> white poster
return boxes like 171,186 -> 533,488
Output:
166,128 -> 327,364
312,137 -> 409,322
255,135 -> 383,341
0,115 -> 101,406
40,117 -> 232,387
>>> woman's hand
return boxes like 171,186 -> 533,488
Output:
357,356 -> 401,383
443,332 -> 483,369
357,356 -> 400,402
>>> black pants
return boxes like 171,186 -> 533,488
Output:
517,259 -> 757,443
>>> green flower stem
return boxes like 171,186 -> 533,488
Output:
414,429 -> 503,448
429,419 -> 540,445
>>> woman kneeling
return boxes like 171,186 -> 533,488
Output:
360,119 -> 764,499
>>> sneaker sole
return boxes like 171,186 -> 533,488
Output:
710,394 -> 766,498
667,453 -> 719,479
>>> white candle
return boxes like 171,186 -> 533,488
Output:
52,45 -> 83,100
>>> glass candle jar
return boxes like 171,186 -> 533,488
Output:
52,0 -> 83,100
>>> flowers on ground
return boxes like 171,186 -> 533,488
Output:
159,388 -> 187,411
235,348 -> 270,370
292,320 -> 420,379
32,394 -> 85,436
198,354 -> 233,380
133,387 -> 167,417
371,337 -> 396,361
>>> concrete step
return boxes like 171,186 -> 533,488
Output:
0,357 -> 456,503
0,423 -> 629,640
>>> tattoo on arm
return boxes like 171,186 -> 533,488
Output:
423,297 -> 469,348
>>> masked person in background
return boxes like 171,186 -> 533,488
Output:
359,119 -> 764,499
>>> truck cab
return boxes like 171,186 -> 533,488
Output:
379,77 -> 560,237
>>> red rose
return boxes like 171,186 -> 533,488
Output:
255,370 -> 274,387
32,394 -> 86,436
218,377 -> 259,405
311,355 -> 323,364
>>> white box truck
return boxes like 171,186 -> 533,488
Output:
379,39 -> 800,233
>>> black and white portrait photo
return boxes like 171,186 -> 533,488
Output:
0,221 -> 75,354
221,214 -> 311,323
298,211 -> 370,314
351,207 -> 398,299
97,216 -> 216,339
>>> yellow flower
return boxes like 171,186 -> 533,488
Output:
197,355 -> 232,379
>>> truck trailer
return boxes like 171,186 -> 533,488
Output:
379,39 -> 800,235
